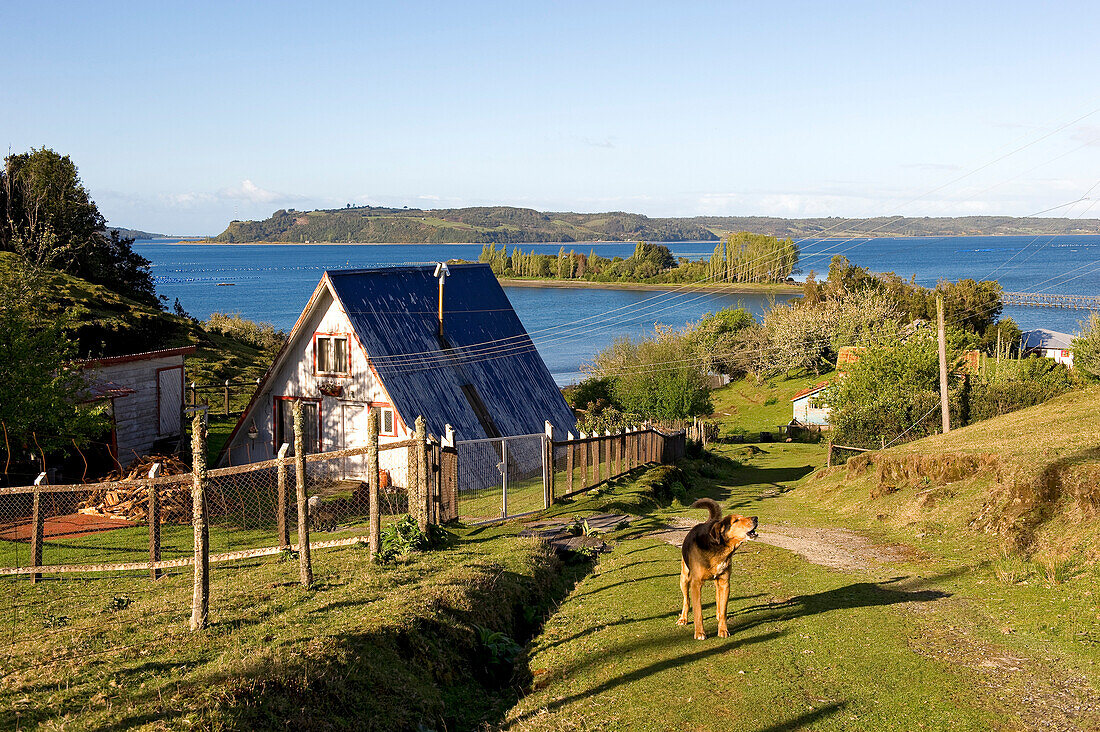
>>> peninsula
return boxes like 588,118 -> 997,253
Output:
211,205 -> 1100,244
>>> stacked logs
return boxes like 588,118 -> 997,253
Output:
77,455 -> 192,524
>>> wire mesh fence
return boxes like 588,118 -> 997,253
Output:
455,427 -> 687,523
455,434 -> 548,523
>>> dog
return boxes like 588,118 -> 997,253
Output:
676,498 -> 758,640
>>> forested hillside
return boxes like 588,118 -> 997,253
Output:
213,206 -> 718,243
213,206 -> 1100,243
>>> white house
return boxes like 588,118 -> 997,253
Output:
790,381 -> 831,427
217,264 -> 576,478
80,346 -> 194,466
1020,328 -> 1075,367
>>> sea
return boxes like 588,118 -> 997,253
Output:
136,235 -> 1100,385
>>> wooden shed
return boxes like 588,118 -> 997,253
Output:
80,346 -> 195,465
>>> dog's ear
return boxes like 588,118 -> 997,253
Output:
709,516 -> 730,544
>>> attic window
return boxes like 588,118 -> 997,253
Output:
315,334 -> 349,376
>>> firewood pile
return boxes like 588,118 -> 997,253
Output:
77,455 -> 192,524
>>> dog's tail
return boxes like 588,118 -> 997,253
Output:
691,498 -> 722,521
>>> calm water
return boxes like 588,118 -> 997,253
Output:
137,236 -> 1100,384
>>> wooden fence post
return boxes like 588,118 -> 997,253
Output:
441,425 -> 457,522
415,416 -> 428,531
276,442 -> 291,547
428,436 -> 440,524
368,409 -> 380,558
566,432 -> 575,494
578,433 -> 587,490
826,440 -> 833,468
544,421 -> 554,508
292,401 -> 312,589
223,380 -> 230,416
611,429 -> 619,478
190,411 -> 209,631
29,472 -> 46,583
148,462 -> 162,580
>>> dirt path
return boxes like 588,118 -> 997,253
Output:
651,518 -> 915,572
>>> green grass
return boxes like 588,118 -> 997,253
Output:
1,524 -> 571,731
504,441 -> 1100,730
710,371 -> 835,435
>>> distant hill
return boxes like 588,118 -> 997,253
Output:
211,206 -> 1100,244
107,227 -> 166,240
212,206 -> 717,243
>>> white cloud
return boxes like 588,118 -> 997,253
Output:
217,179 -> 305,204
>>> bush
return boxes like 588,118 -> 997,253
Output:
968,357 -> 1074,421
589,326 -> 713,420
376,515 -> 451,563
1072,312 -> 1100,380
204,312 -> 287,355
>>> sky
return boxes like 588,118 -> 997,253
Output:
4,1 -> 1100,235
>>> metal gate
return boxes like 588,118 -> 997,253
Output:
455,433 -> 548,523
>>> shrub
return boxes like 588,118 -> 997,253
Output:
1072,312 -> 1100,380
968,357 -> 1074,421
376,515 -> 450,563
204,312 -> 287,355
588,326 -> 712,420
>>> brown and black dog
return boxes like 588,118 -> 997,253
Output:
677,498 -> 758,639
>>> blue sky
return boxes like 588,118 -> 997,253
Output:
4,1 -> 1100,234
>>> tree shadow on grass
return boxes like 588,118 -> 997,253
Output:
754,701 -> 848,732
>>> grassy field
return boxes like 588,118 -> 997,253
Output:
504,438 -> 1100,731
8,376 -> 1100,729
710,372 -> 835,435
1,520 -> 579,731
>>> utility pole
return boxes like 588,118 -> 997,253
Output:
937,294 -> 951,434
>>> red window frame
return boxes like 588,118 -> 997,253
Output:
371,402 -> 398,437
313,332 -> 351,377
273,396 -> 323,453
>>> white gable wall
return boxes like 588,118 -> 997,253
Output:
222,286 -> 410,467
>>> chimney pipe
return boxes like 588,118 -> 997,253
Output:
433,262 -> 450,337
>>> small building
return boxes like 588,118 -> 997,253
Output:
217,264 -> 576,471
1021,329 -> 1075,367
80,346 -> 195,465
791,381 -> 831,427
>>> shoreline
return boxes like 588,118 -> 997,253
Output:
497,278 -> 800,294
141,232 -> 1100,247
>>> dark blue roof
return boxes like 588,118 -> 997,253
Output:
327,263 -> 576,441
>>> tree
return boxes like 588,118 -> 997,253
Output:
688,307 -> 758,378
0,255 -> 108,458
1071,312 -> 1100,380
1,148 -> 158,306
828,329 -> 975,446
589,327 -> 713,420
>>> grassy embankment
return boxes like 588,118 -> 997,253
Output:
1,252 -> 275,465
1,518 -> 593,731
504,376 -> 1100,731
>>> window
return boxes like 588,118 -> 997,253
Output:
274,398 -> 321,454
372,404 -> 396,436
315,334 -> 349,375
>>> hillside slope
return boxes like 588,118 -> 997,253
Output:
804,385 -> 1100,560
213,206 -> 1100,243
0,252 -> 271,382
